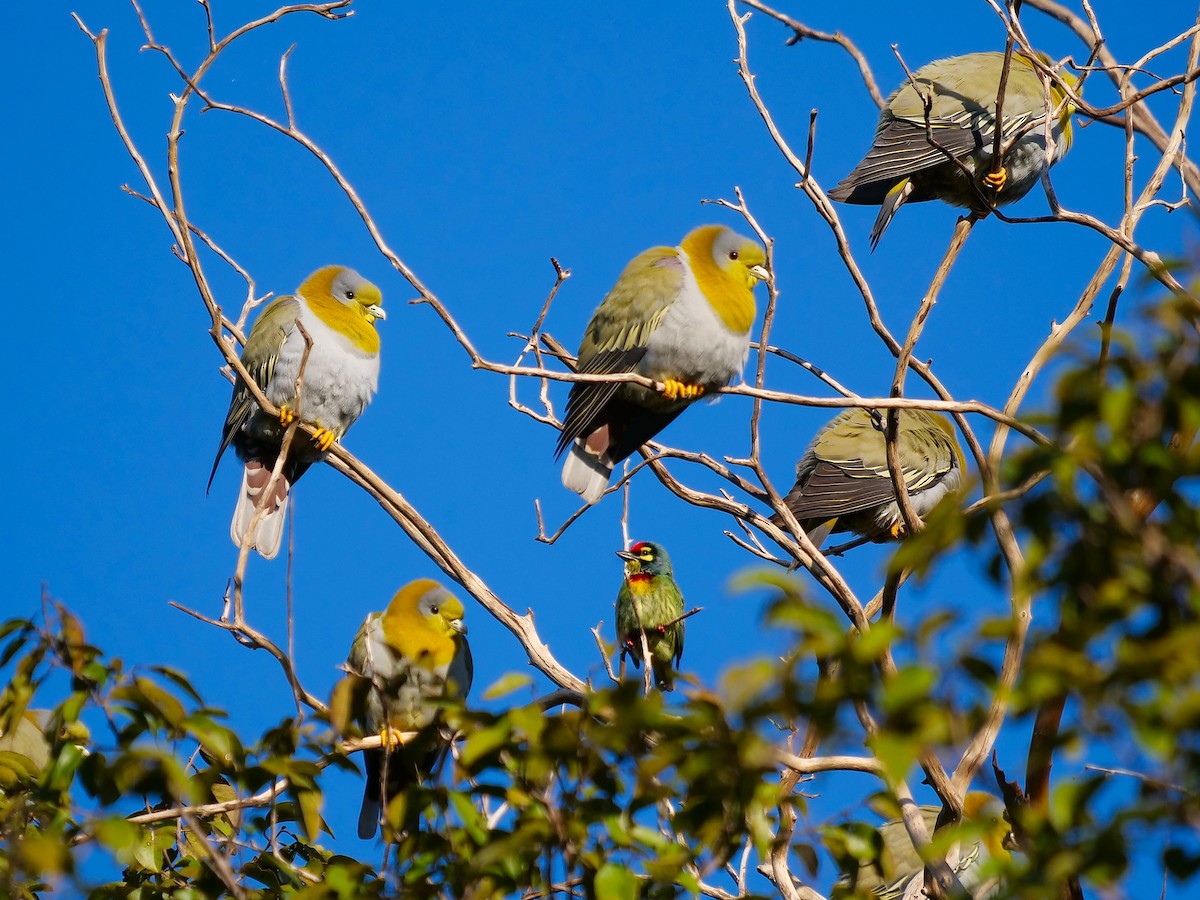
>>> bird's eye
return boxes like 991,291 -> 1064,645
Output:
344,290 -> 355,300
729,250 -> 739,260
430,604 -> 440,615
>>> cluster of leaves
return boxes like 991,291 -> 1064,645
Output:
0,609 -> 370,898
990,290 -> 1200,894
4,584 -> 1006,898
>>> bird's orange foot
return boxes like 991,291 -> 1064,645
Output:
379,727 -> 407,749
278,405 -> 296,426
661,379 -> 706,401
983,166 -> 1008,192
311,426 -> 337,452
888,521 -> 909,540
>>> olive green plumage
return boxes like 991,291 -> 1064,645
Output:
615,541 -> 685,691
830,50 -> 1077,248
344,580 -> 473,839
773,408 -> 964,548
207,266 -> 386,559
831,793 -> 1012,898
557,225 -> 768,504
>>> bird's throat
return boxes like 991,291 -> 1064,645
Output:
305,291 -> 381,354
681,232 -> 756,335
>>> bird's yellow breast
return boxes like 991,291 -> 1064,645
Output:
302,274 -> 381,355
381,584 -> 457,669
626,573 -> 655,597
681,226 -> 756,335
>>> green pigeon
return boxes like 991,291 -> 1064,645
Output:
343,579 -> 473,840
207,266 -> 386,559
557,225 -> 768,504
831,793 -> 1012,898
773,408 -> 965,548
615,541 -> 685,691
830,50 -> 1078,248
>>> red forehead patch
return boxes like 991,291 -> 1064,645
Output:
630,541 -> 649,553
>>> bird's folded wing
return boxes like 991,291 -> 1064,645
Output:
207,296 -> 301,485
555,250 -> 683,456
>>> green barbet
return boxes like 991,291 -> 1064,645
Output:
615,541 -> 685,691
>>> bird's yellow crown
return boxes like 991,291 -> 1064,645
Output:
680,225 -> 764,335
381,579 -> 464,669
298,266 -> 384,355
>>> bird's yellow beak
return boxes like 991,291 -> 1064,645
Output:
365,304 -> 386,321
749,264 -> 770,283
448,618 -> 467,636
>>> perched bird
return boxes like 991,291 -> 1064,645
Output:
557,225 -> 768,503
345,579 -> 473,839
773,408 -> 964,548
830,51 -> 1077,248
615,541 -> 685,691
207,266 -> 385,559
832,793 -> 1012,898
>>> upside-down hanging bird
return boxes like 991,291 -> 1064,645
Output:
345,579 -> 473,840
831,793 -> 1013,898
829,50 -> 1077,248
615,541 -> 685,691
207,266 -> 385,559
557,225 -> 768,503
773,408 -> 964,548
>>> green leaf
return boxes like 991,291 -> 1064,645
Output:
482,673 -> 533,700
594,862 -> 639,900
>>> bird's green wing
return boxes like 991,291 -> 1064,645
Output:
555,249 -> 684,457
829,116 -> 990,204
832,52 -> 1056,203
207,296 -> 301,490
670,595 -> 685,667
345,612 -> 377,678
785,411 -> 958,520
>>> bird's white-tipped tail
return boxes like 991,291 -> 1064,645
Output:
230,463 -> 289,560
561,442 -> 612,505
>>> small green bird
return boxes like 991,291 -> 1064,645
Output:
830,50 -> 1077,248
615,541 -> 685,691
558,225 -> 768,504
773,408 -> 964,548
832,793 -> 1012,898
208,266 -> 386,559
345,579 -> 473,839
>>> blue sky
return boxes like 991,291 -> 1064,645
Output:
8,0 -> 1199,893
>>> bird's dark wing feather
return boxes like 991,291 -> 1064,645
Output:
206,297 -> 300,490
781,460 -> 900,521
554,346 -> 649,458
830,118 -> 989,204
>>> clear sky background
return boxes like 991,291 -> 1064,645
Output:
8,0 -> 1200,894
